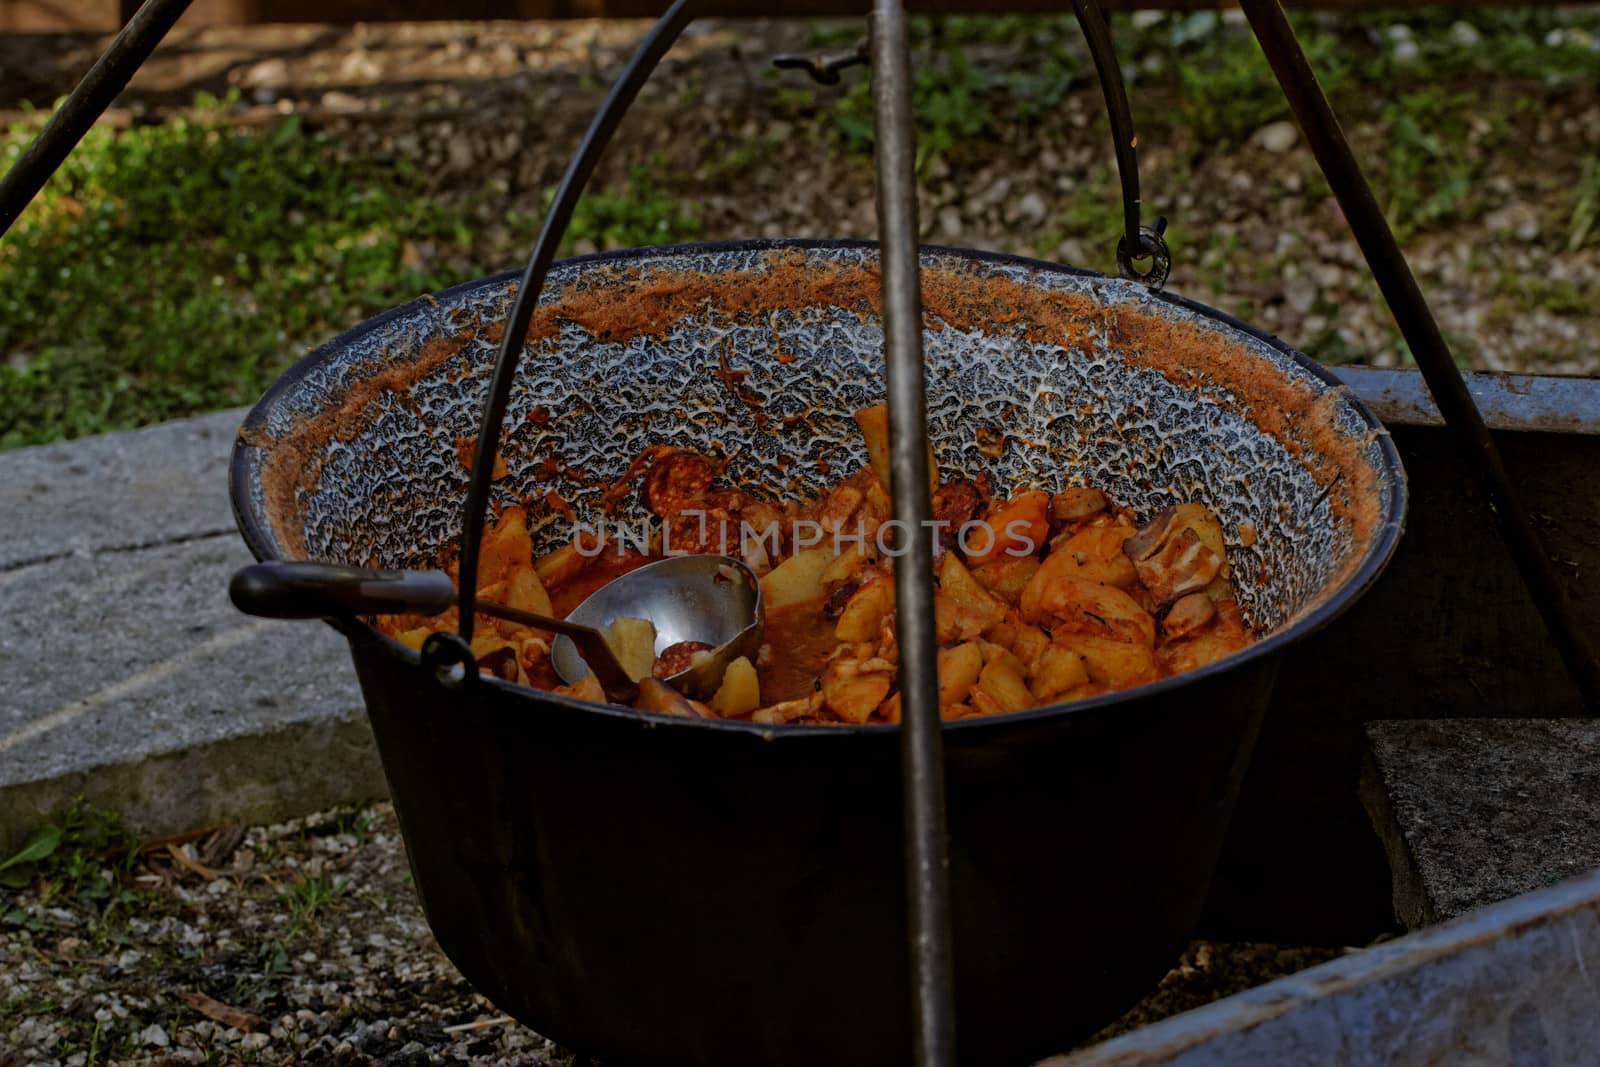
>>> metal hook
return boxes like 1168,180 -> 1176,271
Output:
420,631 -> 475,690
1071,0 -> 1172,289
772,41 -> 869,86
1117,215 -> 1172,288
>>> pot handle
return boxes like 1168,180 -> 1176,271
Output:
230,561 -> 456,620
1070,0 -> 1171,289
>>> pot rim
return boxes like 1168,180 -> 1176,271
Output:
230,237 -> 1408,738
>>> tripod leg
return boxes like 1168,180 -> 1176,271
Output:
1239,0 -> 1600,712
0,0 -> 194,239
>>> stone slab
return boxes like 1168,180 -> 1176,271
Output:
0,413 -> 383,850
1360,718 -> 1600,930
0,407 -> 246,570
1051,866 -> 1600,1067
1204,421 -> 1600,945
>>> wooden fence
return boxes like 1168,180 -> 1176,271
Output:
1,0 -> 1582,33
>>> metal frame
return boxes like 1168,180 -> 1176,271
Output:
8,1 -> 1598,1063
870,5 -> 958,1062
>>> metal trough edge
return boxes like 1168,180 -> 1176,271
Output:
1049,866 -> 1600,1066
1332,366 -> 1600,435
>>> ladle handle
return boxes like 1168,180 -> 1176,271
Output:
230,561 -> 638,700
230,561 -> 456,619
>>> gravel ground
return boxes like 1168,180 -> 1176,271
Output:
2,16 -> 1597,375
0,802 -> 1342,1066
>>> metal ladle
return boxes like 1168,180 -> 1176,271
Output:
229,557 -> 763,703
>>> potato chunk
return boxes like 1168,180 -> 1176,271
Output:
971,556 -> 1040,605
1054,634 -> 1158,689
394,627 -> 433,652
1008,623 -> 1050,668
854,404 -> 937,496
709,655 -> 761,717
938,554 -> 1007,631
1032,577 -> 1156,647
934,591 -> 992,643
478,507 -> 534,582
936,642 -> 985,706
506,566 -> 553,617
973,657 -> 1034,715
835,575 -> 896,642
602,616 -> 658,682
1030,645 -> 1090,701
761,546 -> 837,609
533,541 -> 592,589
821,656 -> 894,724
1020,526 -> 1137,620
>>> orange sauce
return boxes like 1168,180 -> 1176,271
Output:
549,550 -> 658,617
758,600 -> 839,704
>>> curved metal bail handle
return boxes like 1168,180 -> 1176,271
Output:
1069,0 -> 1170,288
453,0 -> 697,642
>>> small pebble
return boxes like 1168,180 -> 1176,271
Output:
1252,121 -> 1299,154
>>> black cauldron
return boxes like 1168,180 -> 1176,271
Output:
230,241 -> 1406,1065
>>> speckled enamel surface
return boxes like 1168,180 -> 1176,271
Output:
234,242 -> 1400,635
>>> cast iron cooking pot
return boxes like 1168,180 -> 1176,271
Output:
230,241 -> 1406,1066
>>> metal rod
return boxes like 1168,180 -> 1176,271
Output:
0,0 -> 194,239
454,0 -> 696,640
1070,0 -> 1140,255
1239,0 -> 1600,712
870,3 -> 958,1065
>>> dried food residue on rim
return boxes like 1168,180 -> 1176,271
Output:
250,248 -> 1386,583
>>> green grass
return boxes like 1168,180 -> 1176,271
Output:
1569,154 -> 1600,251
799,15 -> 1081,172
791,7 -> 1598,201
0,799 -> 144,936
543,155 -> 704,254
1374,88 -> 1482,238
282,871 -> 346,921
0,100 -> 711,451
1033,169 -> 1120,262
0,94 -> 483,450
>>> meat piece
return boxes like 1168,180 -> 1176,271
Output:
635,677 -> 699,716
963,490 -> 1051,565
1124,504 -> 1228,608
821,653 -> 894,724
821,583 -> 855,620
933,479 -> 985,532
641,451 -> 721,518
1133,527 -> 1222,607
1051,487 -> 1107,525
1124,505 -> 1178,563
654,641 -> 714,679
1161,592 -> 1216,640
